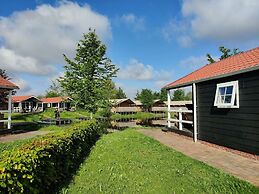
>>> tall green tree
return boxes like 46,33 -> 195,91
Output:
135,90 -> 141,100
59,30 -> 118,113
153,91 -> 160,99
115,87 -> 127,99
172,89 -> 185,101
160,88 -> 167,101
138,89 -> 154,111
207,46 -> 241,64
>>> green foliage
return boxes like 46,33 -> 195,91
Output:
45,80 -> 64,98
135,90 -> 141,100
185,91 -> 192,100
59,30 -> 118,113
45,90 -> 60,98
136,89 -> 167,102
0,120 -> 105,194
172,89 -> 185,101
138,89 -> 155,111
207,46 -> 241,64
115,87 -> 127,99
0,69 -> 9,80
65,130 -> 258,193
159,88 -> 167,101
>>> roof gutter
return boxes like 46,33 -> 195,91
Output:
165,64 -> 259,90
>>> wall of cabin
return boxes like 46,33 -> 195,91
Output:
197,70 -> 259,154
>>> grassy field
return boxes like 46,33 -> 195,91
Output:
64,129 -> 259,194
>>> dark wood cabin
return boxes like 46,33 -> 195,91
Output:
110,99 -> 137,113
165,47 -> 259,155
40,96 -> 72,111
12,95 -> 41,112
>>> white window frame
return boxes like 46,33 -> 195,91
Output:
214,80 -> 239,108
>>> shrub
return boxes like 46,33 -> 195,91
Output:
0,120 -> 105,194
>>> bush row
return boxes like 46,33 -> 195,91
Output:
0,120 -> 106,194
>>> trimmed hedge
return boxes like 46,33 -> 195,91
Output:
0,120 -> 105,194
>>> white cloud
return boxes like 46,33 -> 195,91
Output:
120,13 -> 145,31
0,47 -> 53,75
179,56 -> 208,70
118,59 -> 153,80
0,1 -> 111,75
119,59 -> 173,82
182,0 -> 259,40
163,0 -> 259,45
12,78 -> 31,93
162,19 -> 192,47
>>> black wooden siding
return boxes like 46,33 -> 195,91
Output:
197,70 -> 259,154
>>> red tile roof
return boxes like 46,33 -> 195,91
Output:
165,47 -> 259,89
12,95 -> 40,102
0,77 -> 19,89
41,96 -> 71,103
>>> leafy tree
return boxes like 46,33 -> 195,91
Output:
45,80 -> 63,97
115,87 -> 127,99
135,90 -> 141,100
172,89 -> 185,101
153,91 -> 160,99
0,69 -> 9,80
59,30 -> 118,113
207,46 -> 241,64
45,91 -> 60,98
185,91 -> 192,100
138,89 -> 154,111
160,88 -> 167,101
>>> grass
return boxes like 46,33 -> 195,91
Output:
64,129 -> 259,194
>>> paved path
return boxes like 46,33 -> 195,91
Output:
138,129 -> 259,187
0,131 -> 51,143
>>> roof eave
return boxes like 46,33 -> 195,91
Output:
165,64 -> 259,90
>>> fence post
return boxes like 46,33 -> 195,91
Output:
7,90 -> 12,130
167,90 -> 171,128
179,108 -> 183,130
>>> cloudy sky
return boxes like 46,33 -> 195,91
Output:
0,0 -> 258,98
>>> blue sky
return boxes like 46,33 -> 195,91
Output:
0,0 -> 258,98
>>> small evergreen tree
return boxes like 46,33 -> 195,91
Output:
138,89 -> 154,111
135,90 -> 141,100
159,88 -> 167,101
207,46 -> 241,64
115,87 -> 127,99
59,29 -> 118,113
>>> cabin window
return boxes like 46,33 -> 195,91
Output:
214,81 -> 239,108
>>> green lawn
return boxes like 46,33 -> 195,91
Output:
64,129 -> 259,194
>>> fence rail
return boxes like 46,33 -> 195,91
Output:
168,108 -> 193,130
